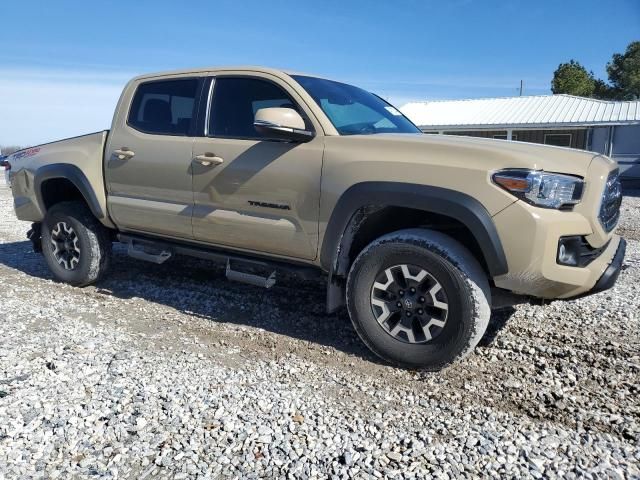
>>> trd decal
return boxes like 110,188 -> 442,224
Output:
12,147 -> 41,160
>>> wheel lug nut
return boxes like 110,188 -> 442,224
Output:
418,309 -> 423,315
396,302 -> 402,308
410,287 -> 416,293
399,290 -> 404,296
419,297 -> 425,303
406,311 -> 411,317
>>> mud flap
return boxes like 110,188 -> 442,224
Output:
27,222 -> 42,253
326,273 -> 346,314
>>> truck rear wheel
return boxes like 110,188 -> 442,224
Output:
42,201 -> 111,286
346,228 -> 491,370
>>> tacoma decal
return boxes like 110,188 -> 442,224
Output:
248,200 -> 291,210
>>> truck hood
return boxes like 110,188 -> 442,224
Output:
338,133 -> 599,177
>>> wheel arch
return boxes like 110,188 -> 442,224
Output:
35,164 -> 106,221
321,182 -> 508,313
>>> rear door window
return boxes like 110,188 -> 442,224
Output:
128,79 -> 199,136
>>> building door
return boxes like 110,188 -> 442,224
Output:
612,125 -> 640,178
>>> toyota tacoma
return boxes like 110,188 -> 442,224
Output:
6,67 -> 625,370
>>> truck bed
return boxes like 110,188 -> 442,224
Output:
9,130 -> 114,228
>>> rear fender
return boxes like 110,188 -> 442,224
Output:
35,164 -> 106,221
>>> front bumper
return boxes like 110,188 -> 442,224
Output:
583,237 -> 626,297
492,199 -> 624,299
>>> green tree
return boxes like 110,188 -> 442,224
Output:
551,60 -> 596,96
593,79 -> 616,100
606,41 -> 640,100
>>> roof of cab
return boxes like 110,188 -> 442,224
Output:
131,66 -> 315,82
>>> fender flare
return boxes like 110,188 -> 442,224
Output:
321,182 -> 508,312
34,164 -> 106,220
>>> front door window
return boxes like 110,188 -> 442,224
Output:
207,77 -> 309,140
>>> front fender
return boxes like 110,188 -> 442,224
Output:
321,182 -> 508,313
322,182 -> 508,277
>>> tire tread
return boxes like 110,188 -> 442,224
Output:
346,228 -> 491,370
42,201 -> 111,286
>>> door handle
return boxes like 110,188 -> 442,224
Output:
194,153 -> 224,167
113,148 -> 135,160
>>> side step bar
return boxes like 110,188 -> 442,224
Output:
127,240 -> 172,264
117,233 -> 320,287
226,260 -> 276,289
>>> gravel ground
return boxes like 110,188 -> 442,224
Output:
0,185 -> 638,479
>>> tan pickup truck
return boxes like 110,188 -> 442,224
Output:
6,66 -> 625,370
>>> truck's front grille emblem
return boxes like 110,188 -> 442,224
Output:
599,169 -> 622,233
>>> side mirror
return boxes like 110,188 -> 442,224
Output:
254,108 -> 314,142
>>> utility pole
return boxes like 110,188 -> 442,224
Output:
519,80 -> 524,96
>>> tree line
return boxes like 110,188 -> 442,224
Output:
551,41 -> 640,100
0,145 -> 25,156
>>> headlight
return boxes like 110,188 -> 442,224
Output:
492,169 -> 584,209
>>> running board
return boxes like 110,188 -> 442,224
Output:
127,241 -> 172,264
226,260 -> 276,288
116,233 -> 320,282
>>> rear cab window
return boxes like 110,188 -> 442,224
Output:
128,79 -> 200,136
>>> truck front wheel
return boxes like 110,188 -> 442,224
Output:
42,201 -> 111,286
346,228 -> 491,370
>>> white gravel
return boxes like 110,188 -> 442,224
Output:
0,184 -> 639,479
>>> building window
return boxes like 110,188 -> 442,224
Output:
544,133 -> 572,147
493,134 -> 518,141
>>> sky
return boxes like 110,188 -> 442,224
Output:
1,0 -> 638,147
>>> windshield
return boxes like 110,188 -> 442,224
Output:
292,75 -> 421,136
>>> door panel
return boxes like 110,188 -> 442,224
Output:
191,137 -> 323,259
105,77 -> 200,238
191,75 -> 323,260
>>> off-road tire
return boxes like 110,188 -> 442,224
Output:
42,201 -> 111,286
346,228 -> 491,370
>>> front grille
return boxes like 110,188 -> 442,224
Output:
599,169 -> 622,232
